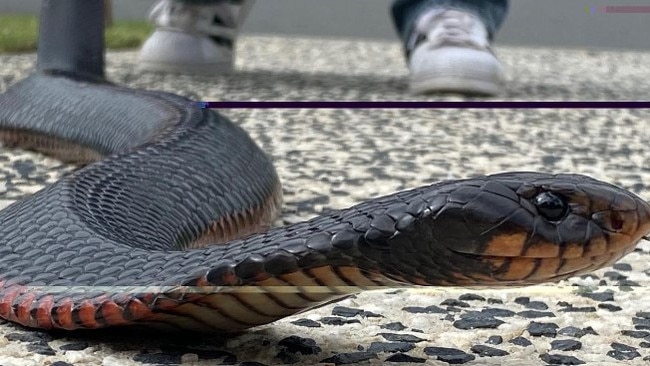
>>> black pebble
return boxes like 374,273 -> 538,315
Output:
539,353 -> 585,365
377,333 -> 425,343
133,352 -> 182,365
514,297 -> 530,305
320,352 -> 377,365
487,298 -> 503,304
579,292 -> 614,302
332,306 -> 363,317
618,279 -> 640,287
59,342 -> 89,351
367,342 -> 414,353
278,336 -> 321,355
527,322 -> 559,337
453,313 -> 505,330
26,343 -> 56,356
276,349 -> 300,364
612,263 -> 633,271
542,155 -> 562,165
636,311 -> 650,319
558,306 -> 597,313
458,293 -> 485,301
603,271 -> 627,281
557,326 -> 588,338
402,305 -> 446,314
5,332 -> 54,343
509,336 -> 532,346
360,310 -> 383,318
290,318 -> 321,328
320,317 -> 361,326
479,308 -> 516,317
51,362 -> 74,366
470,344 -> 509,357
639,342 -> 650,348
611,342 -> 637,352
486,335 -> 503,345
608,342 -> 642,360
579,274 -> 599,280
525,301 -> 549,310
517,310 -> 555,318
441,299 -> 470,307
607,346 -> 641,361
622,330 -> 650,338
446,307 -> 464,313
380,322 -> 407,331
384,353 -> 426,363
633,317 -> 650,330
598,303 -> 622,312
12,160 -> 36,178
551,339 -> 582,351
424,346 -> 475,364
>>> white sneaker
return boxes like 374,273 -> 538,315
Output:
407,9 -> 505,95
137,0 -> 255,75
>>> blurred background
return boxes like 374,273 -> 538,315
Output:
0,0 -> 649,53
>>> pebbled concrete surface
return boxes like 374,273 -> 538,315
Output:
1,35 -> 650,365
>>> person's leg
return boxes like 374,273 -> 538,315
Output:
391,0 -> 509,95
138,0 -> 255,74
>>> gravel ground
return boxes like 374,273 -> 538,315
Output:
1,35 -> 650,365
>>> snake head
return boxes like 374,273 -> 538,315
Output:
381,172 -> 650,286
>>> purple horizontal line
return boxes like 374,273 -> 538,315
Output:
196,101 -> 650,109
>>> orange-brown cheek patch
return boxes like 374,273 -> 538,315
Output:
557,255 -> 594,275
522,241 -> 560,258
605,232 -> 635,253
561,243 -> 584,258
495,257 -> 537,281
582,237 -> 607,257
525,258 -> 563,282
482,232 -> 526,257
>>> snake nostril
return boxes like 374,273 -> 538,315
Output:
610,212 -> 624,231
592,211 -> 625,232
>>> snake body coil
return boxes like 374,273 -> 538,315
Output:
0,72 -> 649,332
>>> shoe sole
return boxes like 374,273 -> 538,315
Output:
410,76 -> 503,96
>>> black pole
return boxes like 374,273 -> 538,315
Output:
36,0 -> 106,79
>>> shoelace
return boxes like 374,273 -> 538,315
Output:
148,0 -> 241,39
406,9 -> 489,57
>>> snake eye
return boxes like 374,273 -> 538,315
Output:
534,192 -> 568,221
